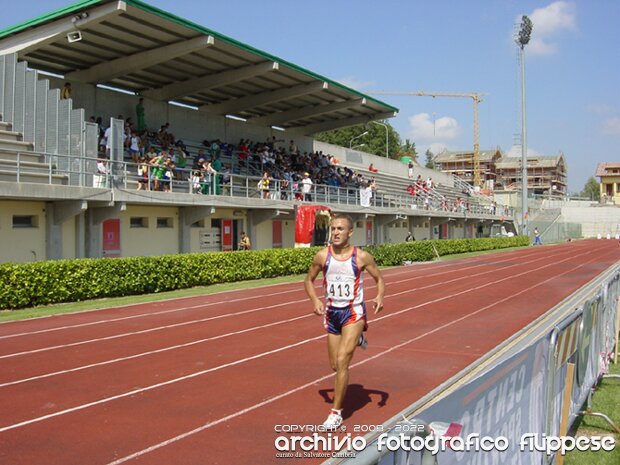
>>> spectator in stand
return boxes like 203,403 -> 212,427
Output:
191,170 -> 203,194
193,149 -> 206,169
137,157 -> 149,191
60,82 -> 72,100
280,178 -> 290,200
94,157 -> 109,188
150,153 -> 166,191
288,139 -> 298,154
368,163 -> 379,173
408,160 -> 414,179
129,131 -> 140,163
407,184 -> 416,196
145,146 -> 157,161
405,231 -> 415,242
162,156 -> 175,192
173,146 -> 188,180
259,171 -> 271,199
426,177 -> 434,189
211,155 -> 222,195
302,172 -> 313,201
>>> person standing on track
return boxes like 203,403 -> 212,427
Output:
304,214 -> 385,428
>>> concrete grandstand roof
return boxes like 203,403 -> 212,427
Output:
0,0 -> 398,135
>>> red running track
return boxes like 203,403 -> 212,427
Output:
0,240 -> 618,465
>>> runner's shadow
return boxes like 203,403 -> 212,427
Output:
318,384 -> 389,420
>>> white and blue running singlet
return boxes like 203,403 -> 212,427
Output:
322,246 -> 367,334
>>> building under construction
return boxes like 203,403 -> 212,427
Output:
434,150 -> 568,197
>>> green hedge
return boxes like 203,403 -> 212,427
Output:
0,236 -> 529,310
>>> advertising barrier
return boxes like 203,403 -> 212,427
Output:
331,265 -> 619,465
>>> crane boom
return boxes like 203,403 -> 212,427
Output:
369,91 -> 486,188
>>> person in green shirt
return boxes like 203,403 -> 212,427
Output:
136,97 -> 146,133
211,156 -> 222,195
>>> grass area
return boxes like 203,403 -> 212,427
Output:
0,245 -> 530,323
437,245 -> 530,261
0,273 -> 307,323
565,361 -> 620,465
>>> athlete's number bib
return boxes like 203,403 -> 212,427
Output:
326,275 -> 356,305
328,282 -> 352,299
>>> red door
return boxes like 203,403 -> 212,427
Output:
222,219 -> 233,251
441,223 -> 448,239
102,219 -> 120,257
272,220 -> 283,248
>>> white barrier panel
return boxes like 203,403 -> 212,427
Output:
24,69 -> 37,143
35,78 -> 49,152
0,54 -> 5,116
2,53 -> 16,123
340,269 -> 620,465
13,61 -> 26,133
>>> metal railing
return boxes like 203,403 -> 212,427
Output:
1,149 -> 515,218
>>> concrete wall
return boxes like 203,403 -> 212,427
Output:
0,201 -> 46,263
313,140 -> 454,186
121,205 -> 179,256
560,205 -> 620,238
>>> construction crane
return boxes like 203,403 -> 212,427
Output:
369,91 -> 486,188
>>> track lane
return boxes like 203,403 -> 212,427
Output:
0,239 -> 616,463
0,244 -> 594,425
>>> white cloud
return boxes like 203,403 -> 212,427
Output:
336,76 -> 375,91
428,142 -> 449,155
407,112 -> 461,142
519,1 -> 576,56
601,117 -> 620,136
530,1 -> 576,36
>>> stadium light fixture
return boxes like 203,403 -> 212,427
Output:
349,131 -> 369,148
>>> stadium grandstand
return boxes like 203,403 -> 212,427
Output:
0,0 -> 514,263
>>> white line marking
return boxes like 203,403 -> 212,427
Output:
103,247 -> 605,465
0,244 -> 568,384
0,245 -> 601,434
0,245 -> 575,360
0,244 -> 554,339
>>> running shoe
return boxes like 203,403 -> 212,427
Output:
322,412 -> 343,428
358,333 -> 368,350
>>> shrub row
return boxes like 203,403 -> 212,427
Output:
0,236 -> 529,310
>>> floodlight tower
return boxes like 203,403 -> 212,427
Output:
516,15 -> 532,235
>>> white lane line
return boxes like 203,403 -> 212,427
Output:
0,244 -> 556,339
0,246 -> 599,434
0,244 -> 575,360
0,244 -> 570,383
0,314 -> 311,388
0,298 -> 307,360
103,247 -> 605,465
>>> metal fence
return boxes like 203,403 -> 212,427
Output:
328,265 -> 619,465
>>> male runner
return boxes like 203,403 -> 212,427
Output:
304,214 -> 385,428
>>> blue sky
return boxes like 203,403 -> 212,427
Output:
1,0 -> 619,192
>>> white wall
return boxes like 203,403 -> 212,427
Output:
0,201 -> 46,263
313,140 -> 454,186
